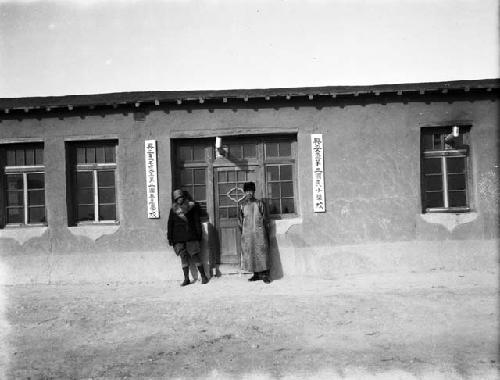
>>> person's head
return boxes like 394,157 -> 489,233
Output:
173,189 -> 185,205
243,182 -> 256,198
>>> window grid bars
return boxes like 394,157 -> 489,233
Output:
441,157 -> 448,208
23,172 -> 28,223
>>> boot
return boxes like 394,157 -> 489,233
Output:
198,265 -> 209,284
180,266 -> 191,287
248,273 -> 260,282
262,270 -> 271,284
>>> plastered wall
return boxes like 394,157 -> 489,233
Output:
0,95 -> 498,283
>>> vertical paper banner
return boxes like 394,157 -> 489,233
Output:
145,140 -> 160,218
311,134 -> 326,212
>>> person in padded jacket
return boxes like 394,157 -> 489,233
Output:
167,189 -> 209,286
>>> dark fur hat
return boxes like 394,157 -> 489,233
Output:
243,182 -> 255,191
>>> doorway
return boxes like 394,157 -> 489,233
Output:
214,166 -> 260,266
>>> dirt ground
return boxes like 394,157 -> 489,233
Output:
1,270 -> 498,380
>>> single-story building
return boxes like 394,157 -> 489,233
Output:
0,79 -> 498,284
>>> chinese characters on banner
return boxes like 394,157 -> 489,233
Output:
311,134 -> 326,212
145,140 -> 159,218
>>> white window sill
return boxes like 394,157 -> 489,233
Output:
419,212 -> 478,232
271,217 -> 303,235
69,224 -> 120,241
0,226 -> 48,244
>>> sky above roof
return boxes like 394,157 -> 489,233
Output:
0,0 -> 498,98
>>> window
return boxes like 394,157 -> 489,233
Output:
421,126 -> 470,213
1,143 -> 46,226
69,141 -> 118,224
265,139 -> 295,215
174,142 -> 209,218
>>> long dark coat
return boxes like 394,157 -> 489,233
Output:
167,202 -> 202,245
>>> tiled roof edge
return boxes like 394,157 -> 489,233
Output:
0,78 -> 498,110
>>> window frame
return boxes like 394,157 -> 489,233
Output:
69,141 -> 119,225
1,143 -> 46,227
420,125 -> 471,214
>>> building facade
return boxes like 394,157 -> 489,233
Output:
0,79 -> 498,284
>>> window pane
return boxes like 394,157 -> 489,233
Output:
193,146 -> 205,161
35,147 -> 44,165
243,143 -> 256,158
423,158 -> 441,174
433,134 -> 442,150
269,200 -> 280,214
219,195 -> 232,206
424,175 -> 442,191
268,183 -> 280,198
280,165 -> 292,180
7,208 -> 23,223
25,148 -> 35,166
422,134 -> 433,151
77,205 -> 95,221
229,145 -> 242,159
76,171 -> 93,187
237,170 -> 246,182
99,205 -> 116,220
425,192 -> 443,208
98,188 -> 116,204
96,147 -> 105,163
28,190 -> 45,206
97,171 -> 115,187
194,169 -> 205,185
281,199 -> 295,214
27,173 -> 44,189
281,182 -> 294,197
86,147 -> 96,163
449,191 -> 466,207
180,169 -> 192,185
194,186 -> 205,201
7,174 -> 22,190
219,183 -> 233,195
279,142 -> 291,157
266,143 -> 278,157
227,171 -> 236,182
453,134 -> 464,147
448,174 -> 466,191
76,147 -> 86,164
218,171 -> 227,182
179,146 -> 192,162
6,149 -> 15,166
447,157 -> 465,173
104,145 -> 116,163
15,149 -> 25,166
8,191 -> 23,206
266,166 -> 279,181
228,207 -> 238,219
77,188 -> 94,204
28,206 -> 45,223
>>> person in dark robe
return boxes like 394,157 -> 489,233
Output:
167,189 -> 209,286
238,181 -> 271,283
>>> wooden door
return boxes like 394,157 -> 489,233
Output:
215,166 -> 259,265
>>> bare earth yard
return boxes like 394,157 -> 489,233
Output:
1,271 -> 498,379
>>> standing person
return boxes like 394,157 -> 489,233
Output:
238,181 -> 271,284
168,189 -> 209,286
